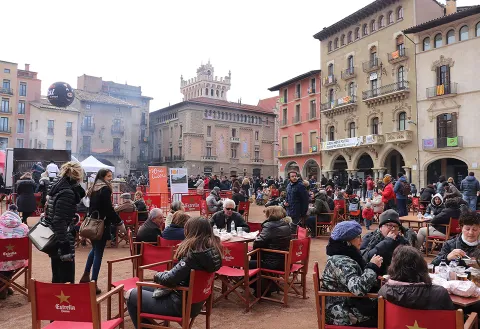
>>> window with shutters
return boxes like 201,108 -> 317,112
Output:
295,135 -> 302,154
437,113 -> 457,148
328,126 -> 335,141
437,65 -> 451,93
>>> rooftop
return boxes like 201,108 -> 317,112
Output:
74,89 -> 135,107
257,96 -> 279,111
268,70 -> 321,91
403,5 -> 480,34
30,97 -> 79,112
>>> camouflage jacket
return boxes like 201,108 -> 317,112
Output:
321,255 -> 378,326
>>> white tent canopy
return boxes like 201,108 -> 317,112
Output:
80,155 -> 115,173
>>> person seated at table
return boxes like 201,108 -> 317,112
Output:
115,193 -> 136,213
420,184 -> 436,202
443,181 -> 462,200
360,209 -> 409,275
209,199 -> 250,233
417,197 -> 462,249
136,208 -> 164,244
322,220 -> 383,327
425,193 -> 444,217
379,245 -> 454,310
306,190 -> 331,237
162,211 -> 189,241
206,187 -> 223,213
126,216 -> 222,329
270,184 -> 280,198
431,210 -> 480,266
165,201 -> 184,228
231,187 -> 248,213
134,191 -> 148,222
0,205 -> 29,299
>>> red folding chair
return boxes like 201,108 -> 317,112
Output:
117,211 -> 138,246
200,200 -> 214,219
298,226 -> 308,239
158,236 -> 183,247
248,222 -> 262,233
214,241 -> 261,312
0,237 -> 31,300
107,243 -> 174,319
411,197 -> 420,215
30,279 -> 124,329
426,217 -> 461,256
238,201 -> 250,221
136,269 -> 215,329
259,237 -> 311,306
378,295 -> 477,329
334,199 -> 347,221
316,213 -> 335,237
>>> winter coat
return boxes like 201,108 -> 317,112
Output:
285,180 -> 309,218
436,181 -> 446,196
209,211 -> 250,233
194,179 -> 204,195
351,179 -> 360,189
16,179 -> 37,213
444,183 -> 462,200
394,176 -> 408,200
313,193 -> 331,223
360,229 -> 409,275
326,196 -> 335,211
153,247 -> 222,318
382,183 -> 395,204
460,176 -> 480,197
420,186 -> 436,202
114,200 -> 136,213
241,183 -> 250,196
0,211 -> 29,271
206,192 -> 222,212
321,240 -> 380,326
88,182 -> 122,241
208,178 -> 221,190
378,280 -> 455,310
134,199 -> 148,221
425,194 -> 445,216
37,177 -> 51,207
232,192 -> 248,212
362,208 -> 374,221
371,195 -> 383,213
366,179 -> 375,191
136,219 -> 162,243
252,219 -> 291,270
44,176 -> 83,258
431,235 -> 479,266
430,198 -> 461,235
161,224 -> 185,241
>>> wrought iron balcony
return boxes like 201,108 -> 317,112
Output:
294,91 -> 301,99
426,83 -> 457,98
111,125 -> 125,136
363,81 -> 410,106
321,95 -> 357,116
385,130 -> 413,144
81,123 -> 95,132
309,110 -> 317,120
230,137 -> 240,143
341,67 -> 356,80
292,115 -> 303,124
251,158 -> 264,163
362,58 -> 381,73
0,88 -> 13,95
201,155 -> 217,161
361,134 -> 385,145
278,146 -> 320,157
323,75 -> 337,87
422,136 -> 463,151
388,48 -> 408,64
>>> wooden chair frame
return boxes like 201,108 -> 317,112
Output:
117,211 -> 139,246
426,217 -> 459,256
238,201 -> 250,222
315,213 -> 335,237
0,238 -> 32,301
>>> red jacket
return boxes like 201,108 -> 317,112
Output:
382,183 -> 396,203
362,208 -> 374,220
367,179 -> 375,191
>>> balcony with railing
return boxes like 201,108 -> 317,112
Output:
0,126 -> 11,134
426,83 -> 457,99
280,117 -> 289,127
362,81 -> 410,106
294,91 -> 301,99
308,87 -> 316,95
422,136 -> 463,151
81,123 -> 95,132
309,110 -> 317,120
111,125 -> 125,136
230,137 -> 240,143
278,145 -> 320,158
47,128 -> 54,135
385,130 -> 413,144
321,95 -> 357,116
362,58 -> 381,73
0,88 -> 13,96
201,155 -> 217,161
0,107 -> 12,114
292,114 -> 303,125
323,75 -> 337,87
341,67 -> 356,80
388,48 -> 408,64
251,158 -> 264,163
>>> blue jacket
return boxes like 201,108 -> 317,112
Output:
460,176 -> 480,197
394,176 -> 408,200
286,179 -> 309,217
161,224 -> 185,241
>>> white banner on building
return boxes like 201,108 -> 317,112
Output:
322,137 -> 362,151
169,168 -> 188,201
365,135 -> 375,144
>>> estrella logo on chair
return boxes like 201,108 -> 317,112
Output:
55,291 -> 76,313
3,244 -> 17,258
296,244 -> 303,257
223,248 -> 234,262
203,276 -> 214,295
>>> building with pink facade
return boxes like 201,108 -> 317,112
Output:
269,70 -> 321,180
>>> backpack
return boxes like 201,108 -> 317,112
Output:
401,181 -> 411,196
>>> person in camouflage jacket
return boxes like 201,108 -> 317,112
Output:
321,221 -> 383,326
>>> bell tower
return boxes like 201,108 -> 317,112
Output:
180,60 -> 231,101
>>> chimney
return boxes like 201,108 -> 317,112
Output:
446,0 -> 457,15
25,64 -> 30,71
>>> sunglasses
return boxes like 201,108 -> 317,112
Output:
225,208 -> 234,211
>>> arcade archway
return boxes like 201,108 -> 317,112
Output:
333,155 -> 348,188
303,159 -> 320,181
426,158 -> 468,185
384,149 -> 405,176
357,153 -> 374,179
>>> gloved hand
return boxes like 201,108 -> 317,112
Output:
60,253 -> 75,262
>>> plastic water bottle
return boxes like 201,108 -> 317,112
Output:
449,260 -> 458,280
213,224 -> 218,235
438,260 -> 448,280
230,221 -> 236,234
417,212 -> 422,220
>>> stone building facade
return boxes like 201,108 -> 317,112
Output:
314,0 -> 443,186
180,61 -> 231,101
404,4 -> 480,186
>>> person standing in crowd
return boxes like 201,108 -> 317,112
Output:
382,174 -> 396,211
15,172 -> 36,225
45,162 -> 85,284
379,246 -> 454,310
285,171 -> 309,230
0,205 -> 29,299
80,168 -> 126,294
31,161 -> 44,185
448,176 -> 457,188
188,176 -> 195,189
361,209 -> 409,275
321,174 -> 328,187
231,187 -> 248,213
165,201 -> 184,228
209,199 -> 250,232
208,174 -> 221,190
322,221 -> 383,327
351,176 -> 360,196
114,193 -> 136,213
443,181 -> 462,200
134,191 -> 148,222
371,191 -> 384,214
241,177 -> 251,196
307,190 -> 331,237
46,160 -> 60,182
162,211 -> 189,241
309,175 -> 316,187
136,208 -> 164,243
460,172 -> 480,211
436,175 -> 447,196
366,176 -> 375,200
362,202 -> 374,231
360,178 -> 366,200
393,173 -> 408,217
37,171 -> 50,209
194,177 -> 205,196
219,176 -> 230,190
420,183 -> 436,202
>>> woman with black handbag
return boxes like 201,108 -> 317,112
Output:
45,161 -> 85,284
80,168 -> 126,294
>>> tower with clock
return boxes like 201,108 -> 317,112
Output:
180,60 -> 231,101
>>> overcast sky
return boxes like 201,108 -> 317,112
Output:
3,0 -> 477,111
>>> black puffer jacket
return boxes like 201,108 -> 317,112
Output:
154,247 -> 222,317
420,186 -> 435,202
430,198 -> 462,235
134,199 -> 148,221
253,219 -> 291,270
431,235 -> 479,266
16,179 -> 37,213
89,183 -> 122,241
45,176 -> 83,258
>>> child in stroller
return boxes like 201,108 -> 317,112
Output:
348,195 -> 362,222
256,188 -> 265,205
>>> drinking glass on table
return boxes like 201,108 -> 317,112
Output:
237,227 -> 243,237
428,264 -> 434,274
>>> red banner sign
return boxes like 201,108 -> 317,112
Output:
181,194 -> 202,212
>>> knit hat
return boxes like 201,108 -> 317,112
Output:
213,186 -> 221,192
379,209 -> 401,228
331,221 -> 362,242
383,174 -> 392,184
120,193 -> 132,200
365,202 -> 372,208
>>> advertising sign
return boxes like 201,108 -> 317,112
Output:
148,166 -> 168,194
423,139 -> 435,150
170,168 -> 188,200
181,194 -> 202,212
